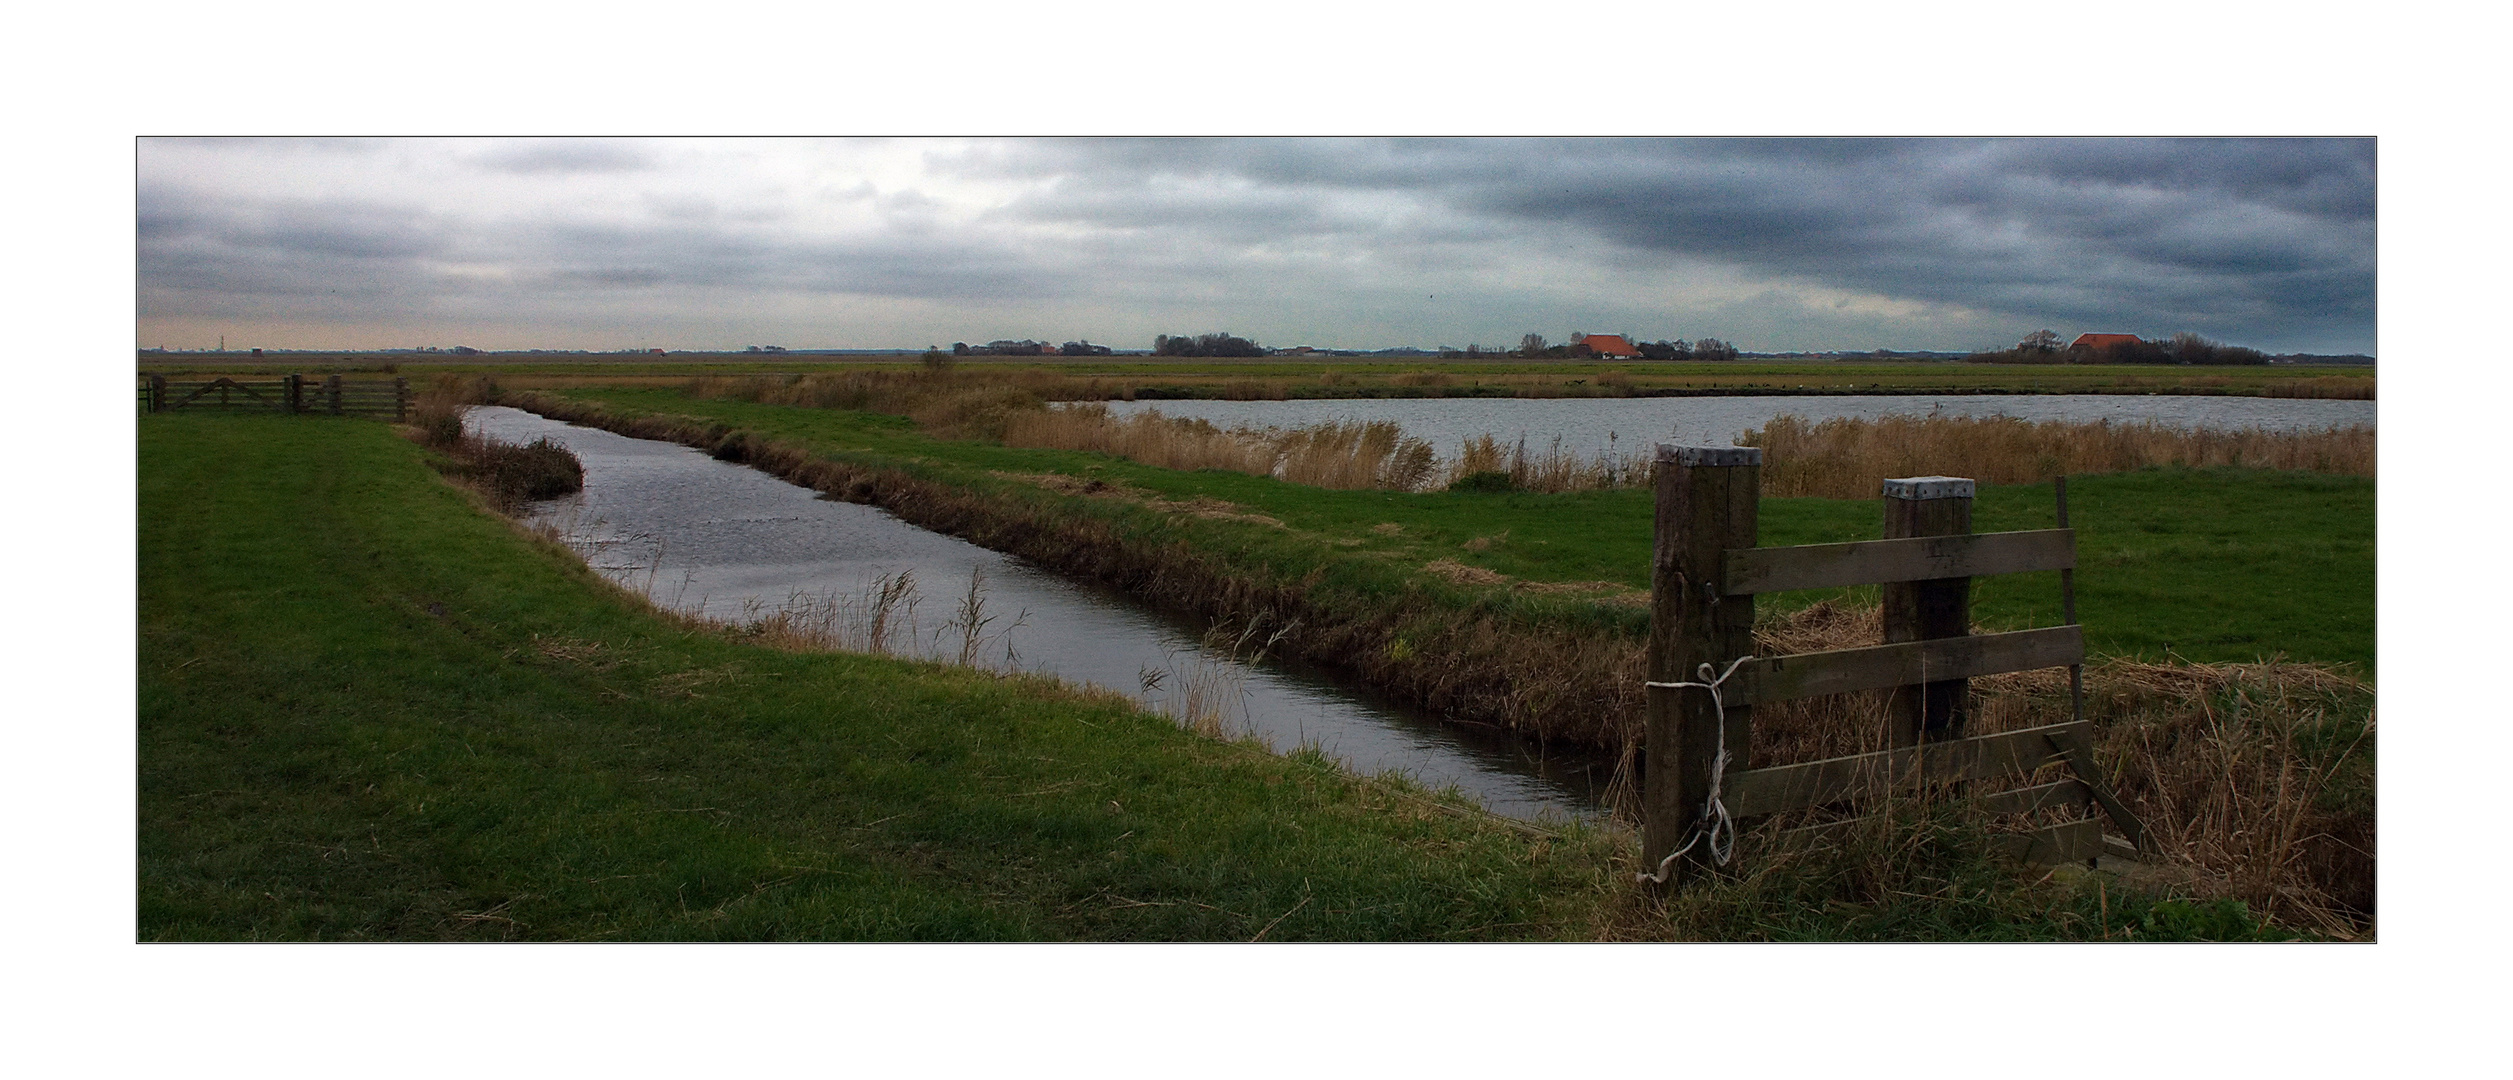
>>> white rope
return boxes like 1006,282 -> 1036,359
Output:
1636,654 -> 1756,884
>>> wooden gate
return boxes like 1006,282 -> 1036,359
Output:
1640,445 -> 2146,886
142,374 -> 410,419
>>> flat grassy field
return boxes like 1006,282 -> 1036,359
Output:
549,387 -> 2376,676
137,352 -> 2373,399
138,412 -> 2303,941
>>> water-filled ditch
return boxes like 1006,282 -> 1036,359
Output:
468,406 -> 1611,822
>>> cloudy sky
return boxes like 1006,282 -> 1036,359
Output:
136,137 -> 2376,355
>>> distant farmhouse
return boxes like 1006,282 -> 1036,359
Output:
2070,333 -> 2142,352
1570,333 -> 1640,359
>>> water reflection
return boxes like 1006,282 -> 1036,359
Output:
468,406 -> 1610,822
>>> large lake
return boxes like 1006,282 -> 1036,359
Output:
1098,394 -> 2375,459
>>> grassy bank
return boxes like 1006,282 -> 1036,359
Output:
136,413 -> 2337,940
138,413 -> 1639,940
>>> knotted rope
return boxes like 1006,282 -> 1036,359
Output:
1635,654 -> 1756,884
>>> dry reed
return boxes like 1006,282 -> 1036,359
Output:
407,376 -> 583,508
1000,405 -> 1441,492
1744,414 -> 2375,499
1719,601 -> 2374,932
685,372 -> 2371,497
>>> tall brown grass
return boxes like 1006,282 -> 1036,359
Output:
407,376 -> 583,508
1449,434 -> 1638,492
1744,414 -> 2375,498
1724,601 -> 2373,933
1000,404 -> 1440,491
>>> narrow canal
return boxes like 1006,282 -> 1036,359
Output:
468,406 -> 1612,822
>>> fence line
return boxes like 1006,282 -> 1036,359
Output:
1641,451 -> 2148,888
140,374 -> 410,420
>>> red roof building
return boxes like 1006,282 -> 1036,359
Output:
1573,333 -> 1640,358
2070,333 -> 2142,351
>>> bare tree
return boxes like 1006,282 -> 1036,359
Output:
1520,333 -> 1548,357
2019,329 -> 2062,353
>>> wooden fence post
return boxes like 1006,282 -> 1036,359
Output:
148,374 -> 167,413
1643,444 -> 1761,886
285,373 -> 302,414
326,374 -> 343,414
394,377 -> 410,421
1882,476 -> 1975,746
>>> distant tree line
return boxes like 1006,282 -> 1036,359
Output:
1440,334 -> 1741,361
1970,330 -> 2269,365
1152,332 -> 1265,358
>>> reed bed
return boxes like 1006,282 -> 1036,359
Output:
684,372 -> 2372,496
1001,404 -> 1440,492
1715,601 -> 2374,933
1743,414 -> 2375,498
407,378 -> 583,508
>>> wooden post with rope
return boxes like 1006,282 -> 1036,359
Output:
1641,444 -> 1760,889
1638,463 -> 2151,887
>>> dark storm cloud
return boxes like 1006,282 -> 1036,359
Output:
955,137 -> 2375,345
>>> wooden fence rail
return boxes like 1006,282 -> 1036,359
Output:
1642,450 -> 2147,888
141,374 -> 409,420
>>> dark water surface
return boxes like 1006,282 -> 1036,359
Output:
1099,394 -> 2375,459
468,406 -> 1610,822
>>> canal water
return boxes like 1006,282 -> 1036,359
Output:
467,406 -> 1611,822
1098,394 -> 2375,460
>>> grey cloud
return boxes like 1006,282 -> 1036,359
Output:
472,139 -> 656,174
956,137 -> 2373,347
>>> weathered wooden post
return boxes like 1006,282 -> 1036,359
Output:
148,374 -> 167,413
1882,476 -> 1974,746
284,373 -> 301,413
394,376 -> 410,421
1643,445 -> 1760,886
326,374 -> 343,414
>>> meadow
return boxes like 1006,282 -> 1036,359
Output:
138,411 -> 2324,939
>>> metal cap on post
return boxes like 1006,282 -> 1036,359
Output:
1661,444 -> 1763,469
1882,476 -> 1975,501
1644,444 -> 1761,888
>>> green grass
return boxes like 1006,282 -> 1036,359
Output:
136,412 -> 2313,941
548,387 -> 2375,675
138,414 -> 1633,940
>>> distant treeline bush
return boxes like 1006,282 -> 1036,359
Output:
1436,336 -> 1740,361
953,339 -> 1111,357
1971,331 -> 2271,365
1152,333 -> 1266,358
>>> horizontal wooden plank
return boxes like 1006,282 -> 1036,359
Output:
1992,818 -> 2104,865
1723,625 -> 2083,707
1976,778 -> 2092,817
1722,529 -> 2074,595
1725,720 -> 2087,817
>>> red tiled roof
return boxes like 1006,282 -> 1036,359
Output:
2071,333 -> 2142,350
1579,334 -> 1639,357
